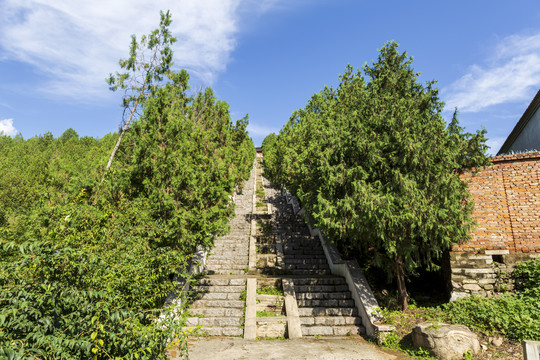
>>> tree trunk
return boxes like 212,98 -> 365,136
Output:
395,256 -> 408,310
104,96 -> 141,173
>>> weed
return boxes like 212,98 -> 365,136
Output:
256,310 -> 282,317
257,336 -> 286,340
239,289 -> 247,301
257,286 -> 283,296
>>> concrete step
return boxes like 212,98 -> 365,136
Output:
198,278 -> 246,286
186,316 -> 243,327
207,269 -> 247,275
301,324 -> 365,336
293,277 -> 346,285
191,299 -> 245,309
193,284 -> 245,295
206,264 -> 248,271
299,316 -> 362,326
283,258 -> 328,265
294,285 -> 350,293
296,292 -> 350,300
297,299 -> 355,307
298,307 -> 358,317
189,307 -> 244,318
185,326 -> 243,337
288,269 -> 332,275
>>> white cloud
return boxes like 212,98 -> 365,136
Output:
0,0 -> 278,101
247,123 -> 279,137
443,32 -> 540,113
0,118 -> 17,136
486,136 -> 506,156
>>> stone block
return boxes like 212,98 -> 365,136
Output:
463,283 -> 482,291
523,340 -> 540,360
224,308 -> 243,317
302,326 -> 333,336
412,322 -> 481,360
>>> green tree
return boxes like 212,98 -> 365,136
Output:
58,128 -> 79,143
105,10 -> 176,173
264,42 -> 489,309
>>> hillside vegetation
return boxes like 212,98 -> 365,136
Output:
0,12 -> 254,359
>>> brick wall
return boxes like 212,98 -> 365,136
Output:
453,151 -> 540,254
449,151 -> 540,299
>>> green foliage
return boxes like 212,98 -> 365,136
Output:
0,11 -> 254,359
262,41 -> 489,308
441,258 -> 540,342
513,258 -> 540,291
442,292 -> 540,341
257,286 -> 283,296
256,310 -> 282,317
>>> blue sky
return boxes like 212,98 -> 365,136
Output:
1,1 -> 540,154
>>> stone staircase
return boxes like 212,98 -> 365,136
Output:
264,177 -> 365,337
295,277 -> 364,336
187,277 -> 246,336
184,165 -> 255,337
182,158 -> 366,340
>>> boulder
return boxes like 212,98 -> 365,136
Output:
412,322 -> 481,360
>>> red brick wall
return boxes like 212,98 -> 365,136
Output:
453,151 -> 540,253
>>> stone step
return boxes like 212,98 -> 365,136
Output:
294,284 -> 349,293
289,269 -> 331,275
186,316 -> 243,327
207,269 -> 246,275
198,278 -> 246,286
285,254 -> 327,259
185,326 -> 243,337
284,250 -> 325,256
189,307 -> 244,318
194,292 -> 242,300
298,307 -> 358,317
206,259 -> 249,266
299,316 -> 363,326
193,284 -> 245,294
283,258 -> 328,265
206,264 -> 247,270
296,292 -> 351,300
297,299 -> 355,307
293,277 -> 346,285
191,299 -> 244,309
206,255 -> 249,261
301,325 -> 365,336
256,317 -> 287,338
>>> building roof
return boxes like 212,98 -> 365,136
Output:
497,89 -> 540,155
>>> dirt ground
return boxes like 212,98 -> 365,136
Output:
167,335 -> 402,360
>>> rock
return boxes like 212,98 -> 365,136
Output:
490,336 -> 504,347
463,283 -> 482,291
450,291 -> 468,302
412,322 -> 481,360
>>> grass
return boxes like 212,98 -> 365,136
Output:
257,336 -> 286,340
257,286 -> 283,296
256,310 -> 283,317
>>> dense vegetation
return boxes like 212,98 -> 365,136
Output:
442,258 -> 540,342
378,258 -> 540,359
263,41 -> 489,309
0,12 -> 254,359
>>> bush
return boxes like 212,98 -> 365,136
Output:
441,259 -> 540,342
513,258 -> 540,291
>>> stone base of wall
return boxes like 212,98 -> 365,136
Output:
450,251 -> 539,300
